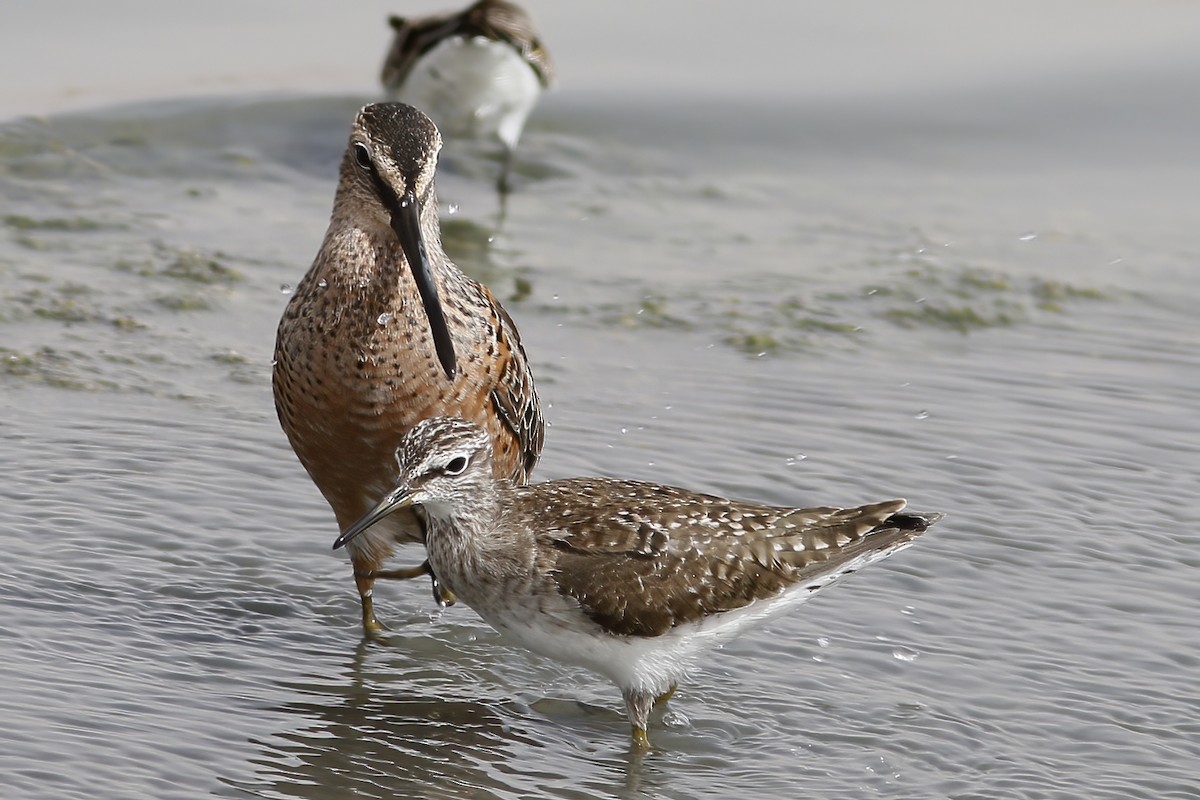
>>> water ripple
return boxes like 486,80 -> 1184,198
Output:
3,86 -> 1199,798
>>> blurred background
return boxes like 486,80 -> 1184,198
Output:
7,0 -> 1200,116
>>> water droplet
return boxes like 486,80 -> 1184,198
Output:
892,647 -> 919,662
317,278 -> 327,288
447,203 -> 459,215
279,283 -> 292,294
1018,232 -> 1037,241
914,410 -> 930,420
377,312 -> 392,325
816,636 -> 830,648
647,461 -> 655,467
619,427 -> 627,435
900,605 -> 916,616
269,358 -> 278,367
785,453 -> 807,466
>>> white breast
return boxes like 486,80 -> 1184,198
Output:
390,36 -> 542,150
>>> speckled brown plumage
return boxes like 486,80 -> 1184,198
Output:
335,417 -> 942,744
539,482 -> 927,637
273,104 -> 543,634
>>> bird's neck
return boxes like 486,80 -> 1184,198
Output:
423,485 -> 533,586
313,215 -> 447,287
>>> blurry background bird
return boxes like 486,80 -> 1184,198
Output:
380,0 -> 554,194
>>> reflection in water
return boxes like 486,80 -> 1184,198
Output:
440,215 -> 536,308
242,639 -> 671,799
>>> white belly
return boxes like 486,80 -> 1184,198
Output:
390,36 -> 542,150
454,535 -> 920,696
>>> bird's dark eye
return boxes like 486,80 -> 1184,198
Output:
353,143 -> 372,170
444,456 -> 468,476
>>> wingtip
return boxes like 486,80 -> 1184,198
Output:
892,510 -> 945,531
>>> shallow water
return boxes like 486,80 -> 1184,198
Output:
3,6 -> 1200,800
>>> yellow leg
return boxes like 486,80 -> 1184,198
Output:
623,689 -> 654,747
654,683 -> 677,708
631,725 -> 651,749
355,560 -> 457,619
367,563 -> 428,580
354,570 -> 387,638
367,560 -> 457,607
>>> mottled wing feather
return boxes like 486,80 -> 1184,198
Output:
382,13 -> 462,87
535,480 -> 933,637
466,1 -> 555,85
486,289 -> 543,484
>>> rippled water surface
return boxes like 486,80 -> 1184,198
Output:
3,5 -> 1199,799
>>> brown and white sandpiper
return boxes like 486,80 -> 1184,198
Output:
273,104 -> 543,636
335,416 -> 943,746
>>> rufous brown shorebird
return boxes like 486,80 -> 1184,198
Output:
273,103 -> 543,636
380,0 -> 554,192
335,417 -> 943,747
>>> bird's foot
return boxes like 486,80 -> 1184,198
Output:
359,594 -> 389,640
430,572 -> 457,608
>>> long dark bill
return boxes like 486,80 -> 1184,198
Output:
332,487 -> 415,550
389,188 -> 457,380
